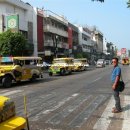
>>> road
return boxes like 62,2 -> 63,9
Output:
0,65 -> 130,130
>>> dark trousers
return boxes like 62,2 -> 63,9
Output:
113,90 -> 121,110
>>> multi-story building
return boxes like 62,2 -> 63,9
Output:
43,10 -> 68,62
91,27 -> 103,59
76,25 -> 95,60
0,0 -> 37,55
68,22 -> 79,57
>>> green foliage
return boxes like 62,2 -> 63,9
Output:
75,52 -> 88,59
92,0 -> 130,8
127,0 -> 130,8
0,30 -> 32,56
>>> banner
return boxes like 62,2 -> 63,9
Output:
121,48 -> 126,54
6,14 -> 19,32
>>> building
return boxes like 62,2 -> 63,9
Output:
68,22 -> 79,58
76,25 -> 94,60
0,0 -> 36,55
43,10 -> 69,62
91,27 -> 103,59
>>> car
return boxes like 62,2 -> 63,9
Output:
96,59 -> 105,68
37,61 -> 51,69
105,60 -> 110,65
0,56 -> 43,87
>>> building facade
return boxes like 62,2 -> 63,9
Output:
0,0 -> 36,55
43,10 -> 69,62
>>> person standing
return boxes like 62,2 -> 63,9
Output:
111,57 -> 122,113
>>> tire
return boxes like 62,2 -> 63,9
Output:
2,76 -> 12,88
30,74 -> 37,81
69,70 -> 72,75
60,69 -> 65,76
49,72 -> 53,76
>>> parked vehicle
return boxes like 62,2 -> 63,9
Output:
122,57 -> 129,65
37,61 -> 51,69
0,96 -> 26,130
0,56 -> 43,87
105,60 -> 110,65
73,58 -> 89,71
96,59 -> 105,68
48,58 -> 74,76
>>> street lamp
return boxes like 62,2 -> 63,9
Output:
55,35 -> 58,58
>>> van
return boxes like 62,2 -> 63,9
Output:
96,59 -> 105,68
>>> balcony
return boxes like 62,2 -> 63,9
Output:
44,25 -> 68,37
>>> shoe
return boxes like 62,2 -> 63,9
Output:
112,108 -> 122,113
112,107 -> 116,110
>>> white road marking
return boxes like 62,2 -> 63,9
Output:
42,93 -> 79,114
93,96 -> 114,130
1,90 -> 23,96
122,95 -> 130,130
91,77 -> 102,83
32,93 -> 79,121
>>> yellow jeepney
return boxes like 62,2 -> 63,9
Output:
0,96 -> 26,130
48,58 -> 74,76
73,58 -> 89,71
122,57 -> 129,65
0,56 -> 43,87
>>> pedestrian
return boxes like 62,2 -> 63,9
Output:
111,57 -> 122,113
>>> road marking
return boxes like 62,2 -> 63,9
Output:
93,96 -> 114,130
122,95 -> 130,130
91,77 -> 102,83
47,95 -> 92,125
1,90 -> 23,96
31,93 -> 79,121
0,90 -> 9,93
69,95 -> 107,128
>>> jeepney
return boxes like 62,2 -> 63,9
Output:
0,96 -> 26,130
0,56 -> 43,87
48,58 -> 74,76
73,58 -> 89,71
122,57 -> 129,65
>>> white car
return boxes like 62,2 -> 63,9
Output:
96,59 -> 105,68
37,62 -> 51,69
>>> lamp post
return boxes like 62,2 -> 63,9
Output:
55,35 -> 58,58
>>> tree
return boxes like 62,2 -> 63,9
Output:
127,0 -> 130,8
92,0 -> 130,8
0,30 -> 33,56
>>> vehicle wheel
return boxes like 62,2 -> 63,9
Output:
69,70 -> 72,75
60,69 -> 65,76
30,74 -> 37,81
2,76 -> 12,88
49,72 -> 53,76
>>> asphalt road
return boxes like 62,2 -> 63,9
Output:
0,65 -> 130,130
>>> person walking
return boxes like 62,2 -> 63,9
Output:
111,57 -> 122,113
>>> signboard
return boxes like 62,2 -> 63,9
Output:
6,14 -> 19,32
121,48 -> 126,54
45,50 -> 51,56
117,51 -> 121,56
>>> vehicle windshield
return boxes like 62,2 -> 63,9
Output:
53,60 -> 66,63
0,57 -> 13,65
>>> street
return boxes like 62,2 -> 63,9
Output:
0,65 -> 130,130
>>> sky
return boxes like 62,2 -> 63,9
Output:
22,0 -> 130,51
